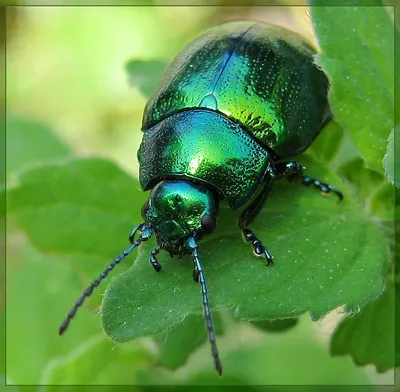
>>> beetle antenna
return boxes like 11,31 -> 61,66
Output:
59,226 -> 152,335
187,236 -> 223,376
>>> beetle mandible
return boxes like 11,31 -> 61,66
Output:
59,21 -> 343,376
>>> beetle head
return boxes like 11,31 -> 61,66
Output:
142,180 -> 219,254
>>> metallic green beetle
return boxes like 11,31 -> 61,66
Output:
59,21 -> 343,375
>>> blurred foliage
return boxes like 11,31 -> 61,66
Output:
309,0 -> 397,376
4,2 -> 396,388
6,115 -> 72,178
0,6 -> 4,48
384,126 -> 399,187
311,2 -> 394,173
1,3 -> 6,388
330,283 -> 398,373
125,59 -> 168,99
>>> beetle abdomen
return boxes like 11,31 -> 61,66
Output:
138,109 -> 271,209
142,21 -> 330,158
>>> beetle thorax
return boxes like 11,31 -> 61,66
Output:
141,180 -> 218,255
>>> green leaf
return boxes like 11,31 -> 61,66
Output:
330,282 -> 398,372
6,157 -> 147,278
102,155 -> 390,343
41,318 -> 372,386
155,312 -> 224,370
250,318 -> 298,333
138,317 -> 373,386
7,156 -> 391,374
334,156 -> 394,221
6,157 -> 148,364
6,115 -> 72,176
383,126 -> 399,187
125,59 -> 168,99
310,3 -> 394,173
6,242 -> 100,384
40,334 -> 153,385
307,120 -> 360,173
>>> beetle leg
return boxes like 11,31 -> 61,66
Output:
238,181 -> 274,266
150,247 -> 162,272
267,160 -> 303,180
301,176 -> 343,201
193,264 -> 200,282
270,161 -> 343,201
242,228 -> 273,266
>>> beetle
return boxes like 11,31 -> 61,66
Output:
59,21 -> 343,376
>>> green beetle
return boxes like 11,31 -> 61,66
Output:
60,21 -> 343,375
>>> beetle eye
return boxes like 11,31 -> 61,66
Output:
201,214 -> 216,234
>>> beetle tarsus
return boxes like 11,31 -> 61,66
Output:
301,176 -> 343,201
150,247 -> 162,272
242,228 -> 274,266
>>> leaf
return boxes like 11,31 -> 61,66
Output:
6,157 -> 147,279
6,115 -> 72,176
37,318 -> 373,386
310,3 -> 395,173
138,317 -> 373,386
6,242 -> 100,384
250,318 -> 298,333
155,312 -> 224,370
307,120 -> 360,173
383,126 -> 399,187
125,59 -> 168,99
7,157 -> 391,373
334,156 -> 394,221
6,157 -> 148,368
330,282 -> 398,372
40,334 -> 153,386
102,155 -> 390,342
